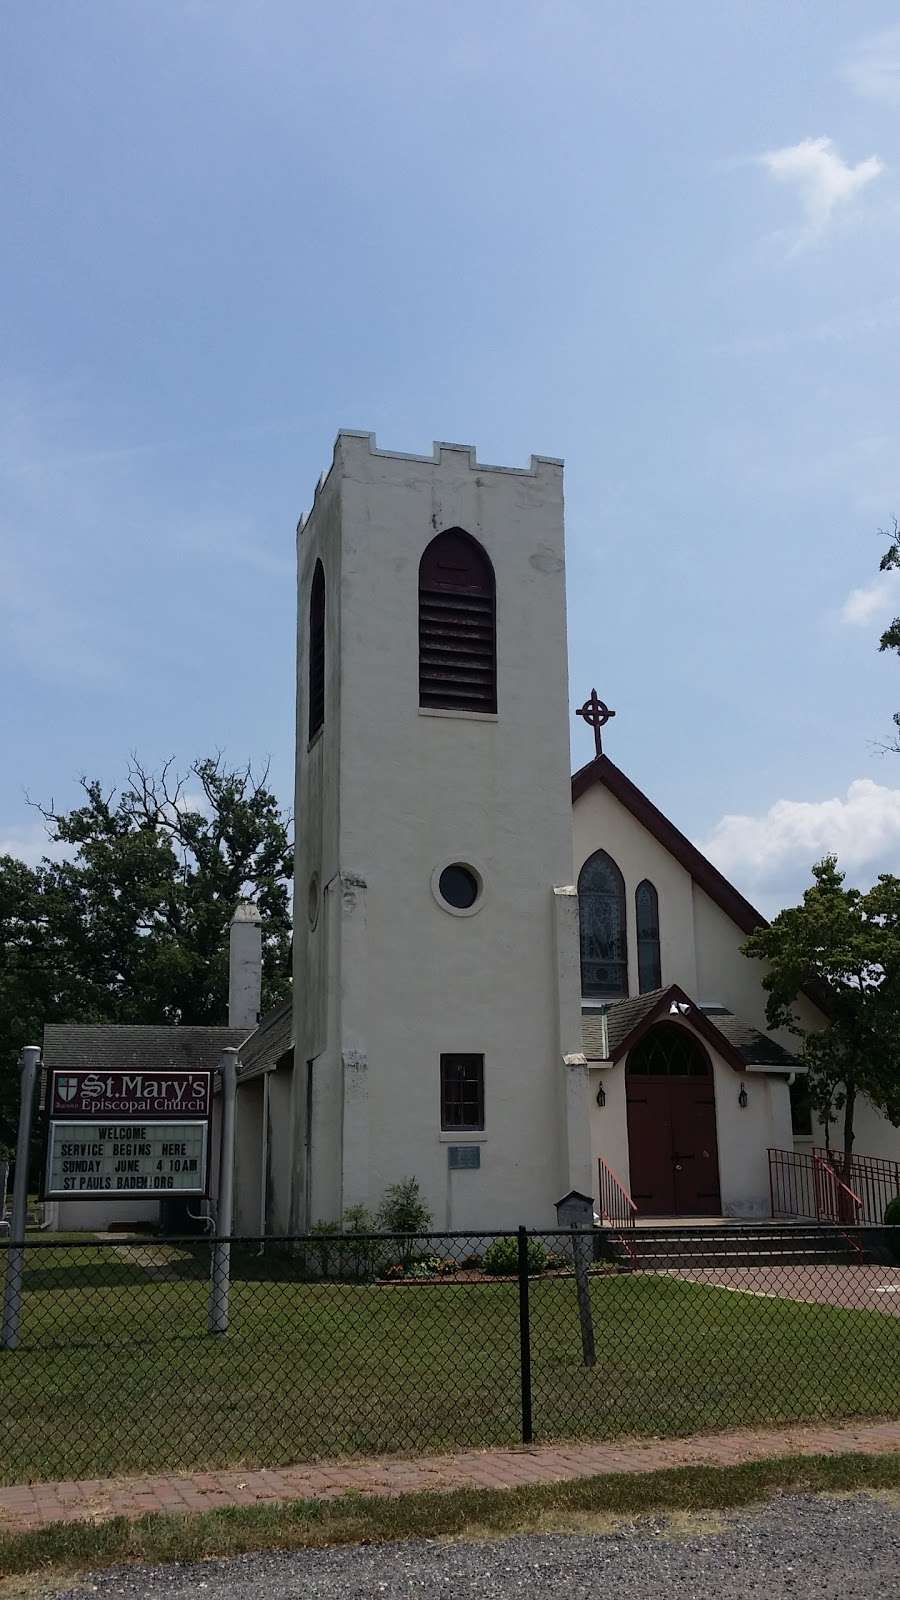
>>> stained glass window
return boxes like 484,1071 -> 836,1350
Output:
578,849 -> 628,997
635,879 -> 662,993
627,1024 -> 710,1076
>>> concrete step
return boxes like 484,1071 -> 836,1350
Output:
599,1225 -> 876,1270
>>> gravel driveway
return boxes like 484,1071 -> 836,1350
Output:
53,1493 -> 900,1599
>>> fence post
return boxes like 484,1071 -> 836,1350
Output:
1,1045 -> 41,1352
517,1226 -> 533,1444
208,1047 -> 238,1336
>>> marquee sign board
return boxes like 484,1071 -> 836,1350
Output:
43,1069 -> 212,1201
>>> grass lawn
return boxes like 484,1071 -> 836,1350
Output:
1,1243 -> 898,1484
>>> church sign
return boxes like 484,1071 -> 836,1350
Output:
43,1070 -> 212,1199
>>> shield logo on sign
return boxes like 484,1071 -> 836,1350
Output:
57,1077 -> 80,1102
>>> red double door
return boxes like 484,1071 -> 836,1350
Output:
626,1068 -> 721,1216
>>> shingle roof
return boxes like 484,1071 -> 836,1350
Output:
582,987 -> 800,1071
43,1024 -> 250,1074
236,1000 -> 293,1078
700,1008 -> 799,1069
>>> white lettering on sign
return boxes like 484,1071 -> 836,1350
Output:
45,1122 -> 208,1198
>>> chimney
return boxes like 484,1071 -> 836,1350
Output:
229,901 -> 263,1030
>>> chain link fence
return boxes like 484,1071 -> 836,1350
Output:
1,1224 -> 899,1484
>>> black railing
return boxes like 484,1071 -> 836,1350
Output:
1,1224 -> 899,1486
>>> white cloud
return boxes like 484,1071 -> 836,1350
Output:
0,820 -> 71,870
840,566 -> 900,627
700,778 -> 900,912
760,136 -> 885,234
843,27 -> 900,104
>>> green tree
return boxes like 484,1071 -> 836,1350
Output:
876,517 -> 900,748
0,754 -> 292,1152
742,856 -> 900,1169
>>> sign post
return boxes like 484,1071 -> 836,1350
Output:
2,1045 -> 41,1352
209,1047 -> 238,1336
555,1189 -> 596,1369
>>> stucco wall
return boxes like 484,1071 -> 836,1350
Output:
233,1076 -> 264,1236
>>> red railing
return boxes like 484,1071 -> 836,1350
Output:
814,1147 -> 900,1226
768,1147 -> 863,1225
597,1155 -> 637,1227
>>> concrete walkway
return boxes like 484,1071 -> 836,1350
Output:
1,1419 -> 899,1534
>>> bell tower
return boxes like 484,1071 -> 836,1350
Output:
290,432 -> 585,1231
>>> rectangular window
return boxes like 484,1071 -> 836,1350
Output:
440,1054 -> 484,1131
790,1076 -> 813,1137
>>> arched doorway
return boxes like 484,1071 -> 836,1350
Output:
625,1024 -> 721,1215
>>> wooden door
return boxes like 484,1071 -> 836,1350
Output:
625,1023 -> 721,1216
669,1078 -> 721,1215
625,1078 -> 675,1213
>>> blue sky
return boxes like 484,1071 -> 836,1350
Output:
4,1 -> 900,915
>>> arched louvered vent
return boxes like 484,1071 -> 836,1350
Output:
308,559 -> 325,740
419,529 -> 496,713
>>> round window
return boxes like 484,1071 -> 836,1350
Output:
438,863 -> 480,910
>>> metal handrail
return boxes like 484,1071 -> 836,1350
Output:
597,1154 -> 638,1226
812,1151 -> 862,1224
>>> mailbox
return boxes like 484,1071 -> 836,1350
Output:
555,1189 -> 595,1230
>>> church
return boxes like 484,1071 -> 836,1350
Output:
41,431 -> 900,1236
224,431 -> 899,1238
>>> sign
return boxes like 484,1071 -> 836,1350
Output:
43,1069 -> 212,1201
44,1121 -> 209,1198
49,1069 -> 211,1120
448,1145 -> 481,1170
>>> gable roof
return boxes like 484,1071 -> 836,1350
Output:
236,999 -> 293,1079
43,1024 -> 250,1073
572,754 -> 765,936
572,754 -> 831,1018
581,984 -> 800,1073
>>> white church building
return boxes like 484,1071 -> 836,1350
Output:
225,432 -> 899,1237
43,431 -> 898,1235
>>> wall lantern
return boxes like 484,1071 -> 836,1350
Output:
596,1082 -> 606,1108
738,1082 -> 748,1109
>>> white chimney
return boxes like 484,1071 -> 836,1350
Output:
229,901 -> 263,1030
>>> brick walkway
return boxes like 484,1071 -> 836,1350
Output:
1,1419 -> 899,1533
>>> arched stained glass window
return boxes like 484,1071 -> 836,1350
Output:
626,1023 -> 710,1077
419,529 -> 496,713
578,849 -> 628,997
635,879 -> 661,994
308,559 -> 325,740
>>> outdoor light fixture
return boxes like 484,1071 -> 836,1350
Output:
596,1082 -> 606,1107
669,1000 -> 691,1016
738,1083 -> 748,1109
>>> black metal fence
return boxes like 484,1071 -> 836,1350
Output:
1,1224 -> 899,1486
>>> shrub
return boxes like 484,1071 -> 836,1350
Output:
309,1219 -> 341,1278
884,1194 -> 900,1226
376,1177 -> 432,1234
482,1236 -> 548,1276
377,1177 -> 432,1264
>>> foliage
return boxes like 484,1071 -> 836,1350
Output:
0,754 -> 292,1155
482,1235 -> 548,1275
376,1178 -> 432,1237
883,1195 -> 900,1227
742,856 -> 900,1163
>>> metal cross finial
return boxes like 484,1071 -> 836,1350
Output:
576,688 -> 615,757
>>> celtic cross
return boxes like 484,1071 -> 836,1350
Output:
576,688 -> 615,757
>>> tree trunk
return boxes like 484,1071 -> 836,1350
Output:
841,1080 -> 856,1184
